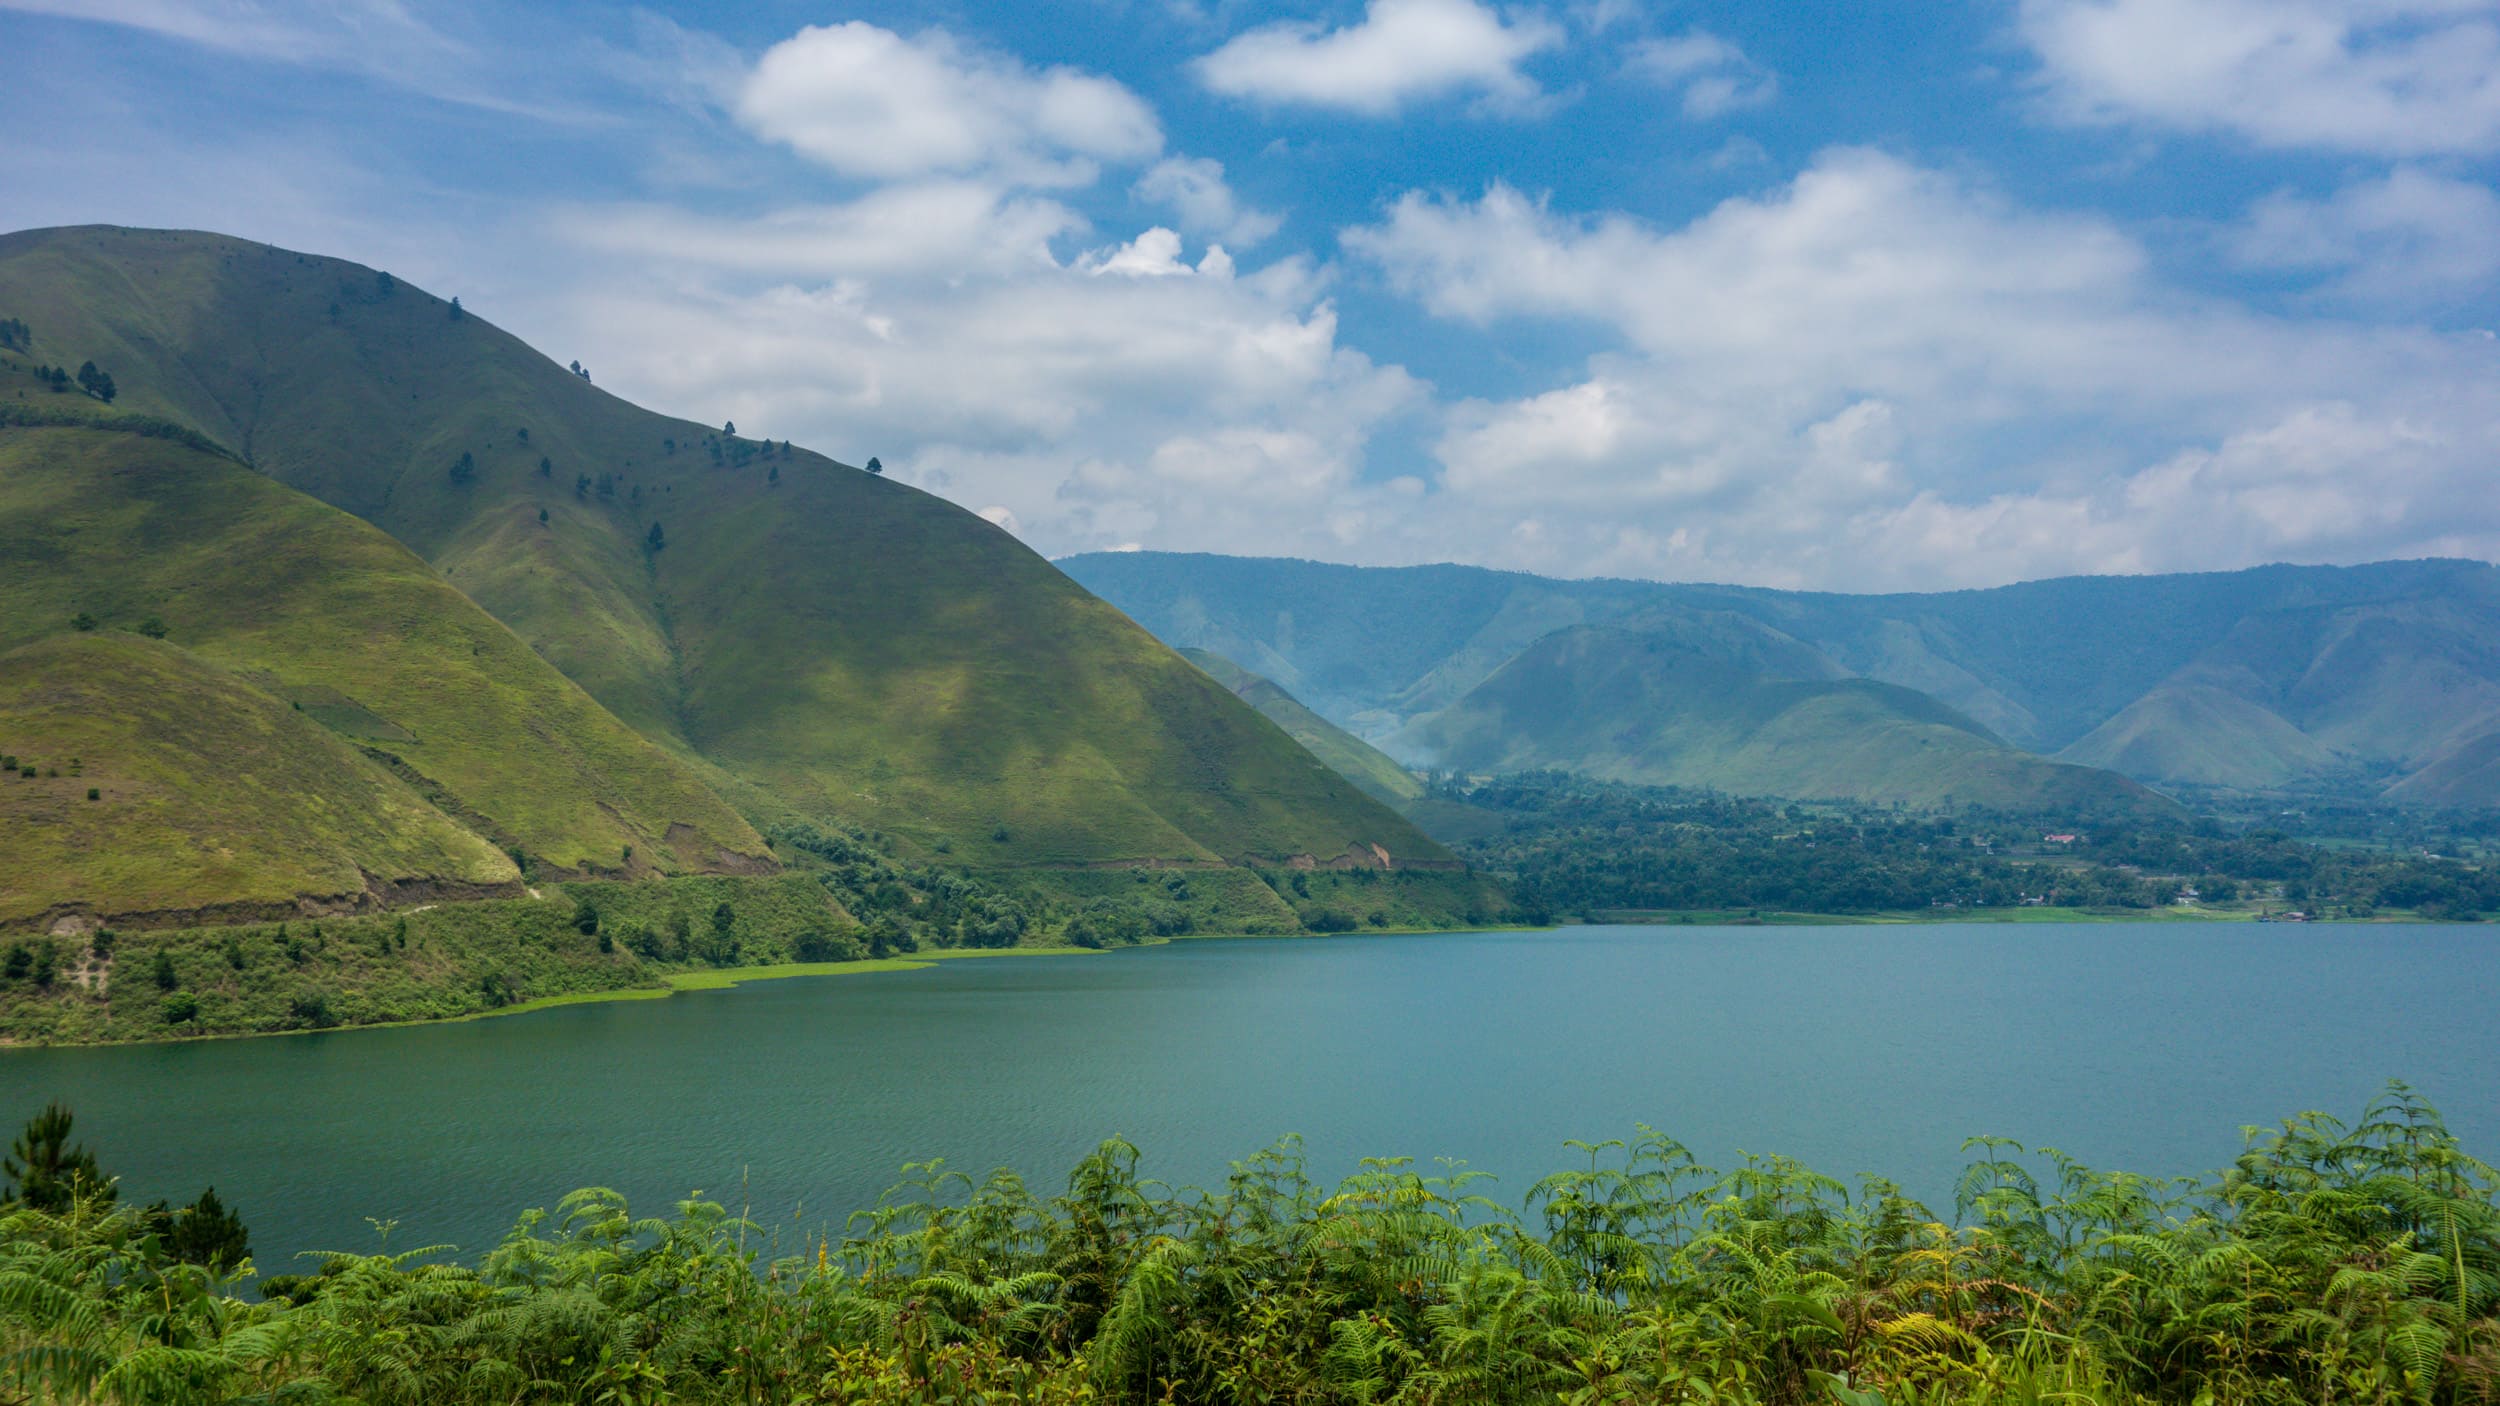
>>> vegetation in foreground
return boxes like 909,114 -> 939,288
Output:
4,1086 -> 2497,1403
1438,773 -> 2500,922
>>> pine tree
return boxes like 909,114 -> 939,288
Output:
2,1102 -> 112,1211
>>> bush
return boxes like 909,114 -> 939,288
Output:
160,991 -> 199,1024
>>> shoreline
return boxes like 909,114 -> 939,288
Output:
3,911 -> 2466,1050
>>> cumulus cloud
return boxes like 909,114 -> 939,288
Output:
2233,168 -> 2500,311
1193,0 -> 1565,115
737,22 -> 1161,182
1629,31 -> 1777,118
1348,148 -> 2500,587
1134,156 -> 1282,247
2020,0 -> 2500,155
543,188 -> 1423,560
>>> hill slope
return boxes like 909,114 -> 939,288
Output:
1404,625 -> 2171,815
0,419 -> 773,926
0,225 -> 1444,869
0,633 -> 514,927
1181,650 -> 1423,806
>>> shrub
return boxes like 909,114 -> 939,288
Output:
160,991 -> 199,1024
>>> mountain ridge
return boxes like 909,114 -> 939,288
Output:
0,224 -> 1449,877
1064,550 -> 2500,807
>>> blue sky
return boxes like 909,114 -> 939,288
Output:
3,0 -> 2497,589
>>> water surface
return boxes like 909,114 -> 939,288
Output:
6,923 -> 2494,1266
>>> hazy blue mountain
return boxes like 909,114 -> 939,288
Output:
1064,551 -> 2500,806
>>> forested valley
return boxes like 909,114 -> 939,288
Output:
1436,773 -> 2500,922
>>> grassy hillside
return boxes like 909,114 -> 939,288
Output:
0,418 -> 771,928
0,225 -> 1444,870
0,634 -> 514,927
1067,550 -> 2500,806
1406,625 -> 2174,816
1181,649 -> 1423,805
2059,684 -> 2343,791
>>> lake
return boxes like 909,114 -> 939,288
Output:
5,922 -> 2496,1269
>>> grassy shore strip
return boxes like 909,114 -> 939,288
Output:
1586,903 -> 2444,924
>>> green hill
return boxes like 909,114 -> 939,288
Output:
0,225 -> 1444,874
0,633 -> 513,927
1066,551 -> 2500,807
1402,624 -> 2172,815
1180,649 -> 1423,806
0,414 -> 773,928
2058,685 -> 2341,792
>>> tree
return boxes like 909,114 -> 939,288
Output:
70,612 -> 96,632
538,455 -> 551,476
160,991 -> 199,1024
137,617 -> 167,640
449,295 -> 463,320
645,521 -> 666,553
571,897 -> 600,936
151,949 -> 178,990
2,1102 -> 112,1210
158,1186 -> 250,1269
723,420 -> 736,436
866,456 -> 884,475
450,450 -> 476,485
768,464 -> 780,485
74,360 -> 115,403
537,507 -> 549,524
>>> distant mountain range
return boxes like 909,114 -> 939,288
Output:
1065,551 -> 2500,810
0,226 -> 1456,931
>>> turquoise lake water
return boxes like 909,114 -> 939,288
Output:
5,922 -> 2496,1268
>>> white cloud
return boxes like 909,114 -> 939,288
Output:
546,194 -> 1424,561
1193,0 -> 1564,115
2020,0 -> 2500,155
737,22 -> 1162,182
1347,148 -> 2500,587
2234,168 -> 2500,310
1134,156 -> 1283,247
1629,30 -> 1776,118
549,184 -> 1084,279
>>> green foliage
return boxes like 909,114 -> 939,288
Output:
2,1103 -> 111,1211
7,1087 -> 2500,1404
73,359 -> 115,403
1445,772 -> 2500,919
